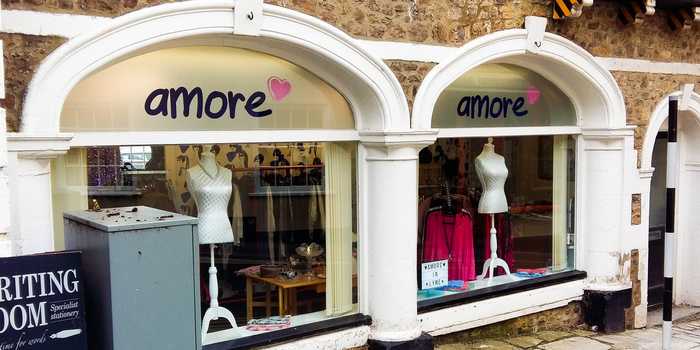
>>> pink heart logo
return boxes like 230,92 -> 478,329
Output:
526,86 -> 541,105
267,77 -> 292,102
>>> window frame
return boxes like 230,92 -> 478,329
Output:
416,126 -> 585,309
53,136 -> 366,349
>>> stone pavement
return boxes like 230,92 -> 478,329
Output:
436,314 -> 700,350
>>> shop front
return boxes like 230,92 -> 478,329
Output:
4,2 -> 643,349
7,1 -> 431,348
410,21 -> 640,335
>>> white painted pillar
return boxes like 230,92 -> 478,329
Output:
579,129 -> 636,291
358,131 -> 436,343
0,118 -> 9,257
0,109 -> 10,257
635,167 -> 654,328
0,21 -> 11,256
6,134 -> 71,255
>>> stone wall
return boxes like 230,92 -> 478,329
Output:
1,0 -> 177,17
550,2 -> 700,64
2,1 -> 698,63
625,249 -> 642,329
612,71 -> 700,159
1,1 -> 698,141
3,27 -> 696,159
386,60 -> 435,111
0,33 -> 66,132
434,302 -> 584,344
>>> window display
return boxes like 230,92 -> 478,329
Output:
51,141 -> 358,343
417,136 -> 575,301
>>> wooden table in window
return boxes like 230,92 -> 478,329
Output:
244,272 -> 327,321
243,271 -> 357,321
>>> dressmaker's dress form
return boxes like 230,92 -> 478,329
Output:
187,157 -> 234,244
474,140 -> 511,280
188,152 -> 238,343
475,145 -> 508,214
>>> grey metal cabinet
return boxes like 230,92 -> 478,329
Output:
64,206 -> 201,350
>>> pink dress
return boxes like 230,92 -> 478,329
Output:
423,211 -> 476,282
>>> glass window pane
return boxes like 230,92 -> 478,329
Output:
52,142 -> 358,343
60,47 -> 354,132
432,64 -> 577,128
417,136 -> 575,302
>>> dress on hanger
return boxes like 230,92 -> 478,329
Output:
423,211 -> 476,282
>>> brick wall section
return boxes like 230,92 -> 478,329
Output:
631,194 -> 641,225
1,0 -> 177,16
612,71 -> 700,163
0,33 -> 66,132
2,1 -> 699,62
434,302 -> 584,344
549,2 -> 700,64
1,0 -> 550,42
386,60 -> 435,112
0,2 -> 698,149
625,249 -> 641,329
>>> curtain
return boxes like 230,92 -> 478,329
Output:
231,184 -> 244,245
51,148 -> 88,250
309,184 -> 325,235
552,136 -> 568,268
265,185 -> 276,263
324,143 -> 353,316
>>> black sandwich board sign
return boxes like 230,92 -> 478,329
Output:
0,251 -> 88,350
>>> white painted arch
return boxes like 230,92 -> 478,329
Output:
640,90 -> 700,170
409,26 -> 638,322
20,0 -> 410,135
412,29 -> 627,130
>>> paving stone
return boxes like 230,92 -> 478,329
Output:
595,329 -> 700,350
534,331 -> 573,342
539,337 -> 611,350
672,331 -> 700,343
571,329 -> 598,337
595,333 -> 643,345
453,339 -> 521,349
504,336 -> 543,348
608,342 -> 644,349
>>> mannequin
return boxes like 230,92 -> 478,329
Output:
187,145 -> 238,342
474,138 -> 512,281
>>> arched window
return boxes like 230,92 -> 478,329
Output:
417,64 -> 577,306
61,46 -> 354,133
53,45 -> 359,345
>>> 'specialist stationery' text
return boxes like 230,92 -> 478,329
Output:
0,252 -> 87,350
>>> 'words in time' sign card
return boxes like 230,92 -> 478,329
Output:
421,260 -> 448,290
0,251 -> 87,350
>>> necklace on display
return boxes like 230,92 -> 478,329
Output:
441,215 -> 456,262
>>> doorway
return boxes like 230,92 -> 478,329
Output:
647,110 -> 700,310
647,132 -> 667,308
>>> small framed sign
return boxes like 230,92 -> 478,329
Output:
0,251 -> 87,350
421,259 -> 448,290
